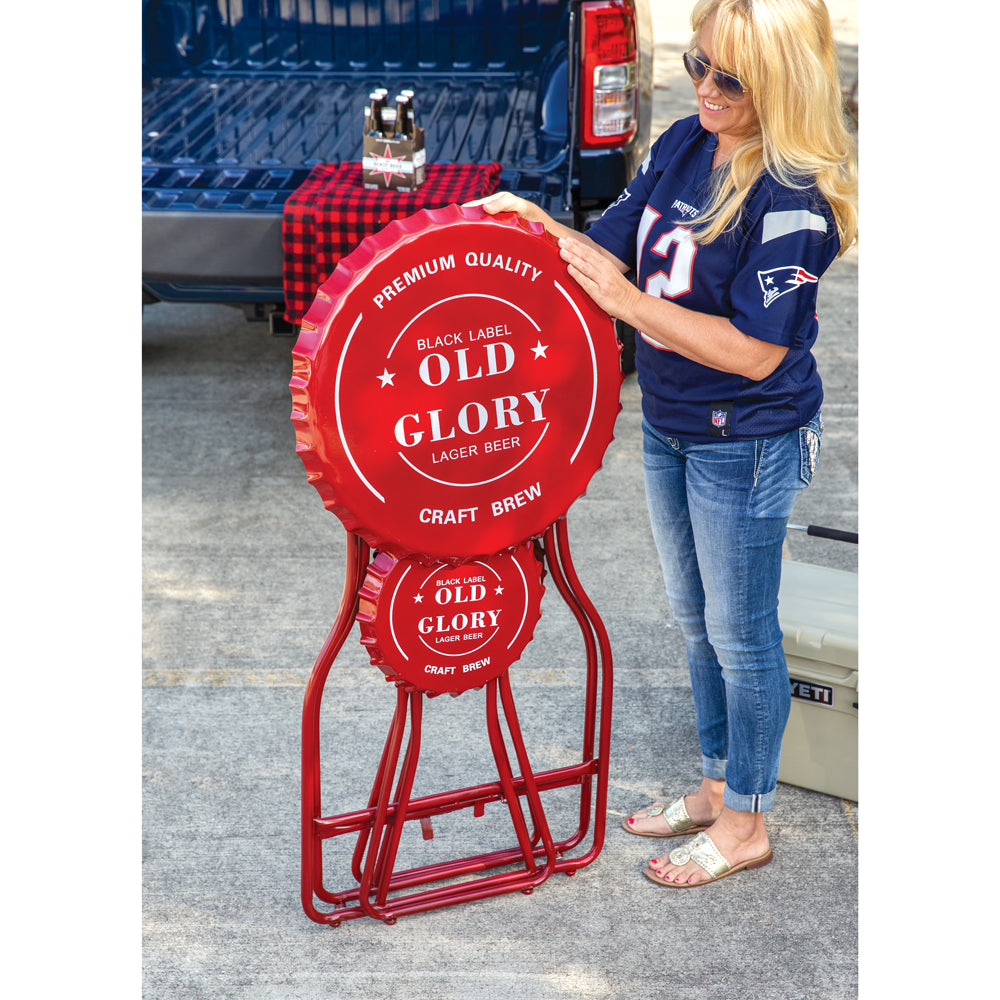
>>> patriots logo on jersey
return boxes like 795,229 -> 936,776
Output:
757,266 -> 819,308
604,188 -> 631,214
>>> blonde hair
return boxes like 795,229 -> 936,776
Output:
689,0 -> 857,255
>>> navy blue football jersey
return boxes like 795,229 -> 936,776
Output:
586,115 -> 840,441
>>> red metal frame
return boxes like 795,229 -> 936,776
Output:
301,519 -> 613,926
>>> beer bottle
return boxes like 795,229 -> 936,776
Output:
392,94 -> 412,139
367,92 -> 386,137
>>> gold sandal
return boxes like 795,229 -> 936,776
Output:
621,795 -> 709,838
644,831 -> 773,888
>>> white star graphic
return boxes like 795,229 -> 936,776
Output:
494,585 -> 504,596
764,275 -> 775,285
377,368 -> 396,387
531,341 -> 548,359
413,593 -> 423,604
370,144 -> 406,185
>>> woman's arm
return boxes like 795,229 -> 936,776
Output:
556,235 -> 788,382
465,194 -> 786,381
465,193 -> 631,275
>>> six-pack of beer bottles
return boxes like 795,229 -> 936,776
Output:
361,86 -> 426,191
365,88 -> 416,140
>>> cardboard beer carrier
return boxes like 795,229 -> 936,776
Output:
362,89 -> 426,191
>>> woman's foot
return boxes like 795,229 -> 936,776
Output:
646,806 -> 771,887
623,777 -> 724,836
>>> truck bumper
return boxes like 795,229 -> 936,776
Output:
142,210 -> 287,303
142,198 -> 577,307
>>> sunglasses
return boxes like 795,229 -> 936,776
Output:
683,49 -> 747,102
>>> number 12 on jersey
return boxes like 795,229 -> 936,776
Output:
639,224 -> 697,352
645,225 -> 697,299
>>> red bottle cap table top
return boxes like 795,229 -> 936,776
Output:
356,543 -> 545,695
290,204 -> 622,563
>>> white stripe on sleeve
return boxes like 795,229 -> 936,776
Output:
761,209 -> 827,244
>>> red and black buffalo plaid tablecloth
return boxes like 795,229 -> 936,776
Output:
282,161 -> 502,325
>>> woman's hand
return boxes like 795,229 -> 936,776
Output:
463,192 -> 588,251
463,196 -> 633,316
558,236 -> 641,321
462,192 -> 541,224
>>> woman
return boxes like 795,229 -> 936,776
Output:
471,0 -> 857,888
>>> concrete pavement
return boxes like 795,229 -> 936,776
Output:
143,3 -> 859,997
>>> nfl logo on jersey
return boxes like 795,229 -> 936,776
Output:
707,402 -> 733,436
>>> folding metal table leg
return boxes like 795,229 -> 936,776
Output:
540,519 -> 614,873
301,520 -> 614,925
357,689 -> 423,918
345,677 -> 557,923
493,671 -> 558,873
301,532 -> 368,923
349,690 -> 408,885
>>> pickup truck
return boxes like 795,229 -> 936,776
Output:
141,0 -> 654,333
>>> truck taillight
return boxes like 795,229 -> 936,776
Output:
580,1 -> 638,149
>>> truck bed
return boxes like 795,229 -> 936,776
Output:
142,72 -> 569,213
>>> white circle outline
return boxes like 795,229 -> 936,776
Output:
385,556 -> 533,667
332,284 -> 600,502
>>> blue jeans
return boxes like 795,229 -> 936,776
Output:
642,412 -> 822,813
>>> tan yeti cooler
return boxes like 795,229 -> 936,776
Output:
777,560 -> 858,801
